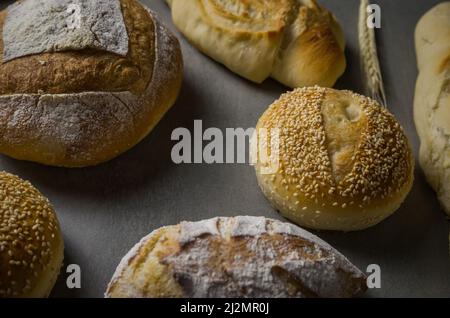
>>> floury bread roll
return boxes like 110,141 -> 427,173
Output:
165,0 -> 345,88
0,0 -> 183,167
106,216 -> 367,298
253,87 -> 414,231
414,3 -> 450,215
415,2 -> 450,71
0,172 -> 64,298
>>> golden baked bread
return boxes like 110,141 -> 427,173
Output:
0,0 -> 183,167
0,171 -> 64,298
166,0 -> 345,88
105,216 -> 367,298
414,2 -> 450,215
253,87 -> 414,231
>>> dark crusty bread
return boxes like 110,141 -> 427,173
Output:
0,0 -> 183,167
0,0 -> 154,95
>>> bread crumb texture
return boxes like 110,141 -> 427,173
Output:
0,172 -> 60,298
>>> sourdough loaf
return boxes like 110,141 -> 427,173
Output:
106,216 -> 367,298
0,0 -> 183,167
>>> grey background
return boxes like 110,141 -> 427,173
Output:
0,0 -> 449,298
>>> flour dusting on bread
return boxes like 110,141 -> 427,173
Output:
106,216 -> 367,298
3,0 -> 129,62
0,3 -> 183,167
165,216 -> 366,298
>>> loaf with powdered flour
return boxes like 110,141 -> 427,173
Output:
414,2 -> 450,215
0,0 -> 183,167
105,216 -> 367,298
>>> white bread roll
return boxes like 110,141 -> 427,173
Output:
253,87 -> 414,231
0,0 -> 183,167
165,0 -> 345,88
106,216 -> 367,298
414,2 -> 450,215
0,172 -> 64,298
415,2 -> 450,71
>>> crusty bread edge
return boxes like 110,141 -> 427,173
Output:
105,216 -> 367,298
0,5 -> 183,168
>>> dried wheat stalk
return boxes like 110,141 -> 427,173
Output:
359,0 -> 387,108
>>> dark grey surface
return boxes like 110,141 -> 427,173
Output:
0,0 -> 449,298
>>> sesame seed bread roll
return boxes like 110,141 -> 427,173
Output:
0,0 -> 183,167
106,216 -> 367,298
0,172 -> 64,298
165,0 -> 345,88
253,87 -> 414,231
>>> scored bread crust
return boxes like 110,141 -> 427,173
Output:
253,87 -> 414,231
0,0 -> 154,95
414,2 -> 450,215
105,216 -> 367,298
0,0 -> 183,167
166,0 -> 345,88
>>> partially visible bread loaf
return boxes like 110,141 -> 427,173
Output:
253,87 -> 414,231
415,2 -> 450,71
0,0 -> 183,167
414,2 -> 450,215
106,216 -> 367,298
166,0 -> 345,88
0,172 -> 64,298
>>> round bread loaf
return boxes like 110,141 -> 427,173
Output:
0,172 -> 64,298
0,0 -> 183,167
253,87 -> 414,231
105,216 -> 367,298
166,0 -> 345,88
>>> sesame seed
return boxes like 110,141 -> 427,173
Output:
0,172 -> 60,296
257,86 -> 412,223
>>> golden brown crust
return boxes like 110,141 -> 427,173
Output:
0,1 -> 183,167
438,53 -> 450,74
167,0 -> 345,88
0,172 -> 63,298
254,87 -> 414,231
0,0 -> 154,95
272,1 -> 346,88
107,226 -> 184,298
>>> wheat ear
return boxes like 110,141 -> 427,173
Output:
359,0 -> 387,108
